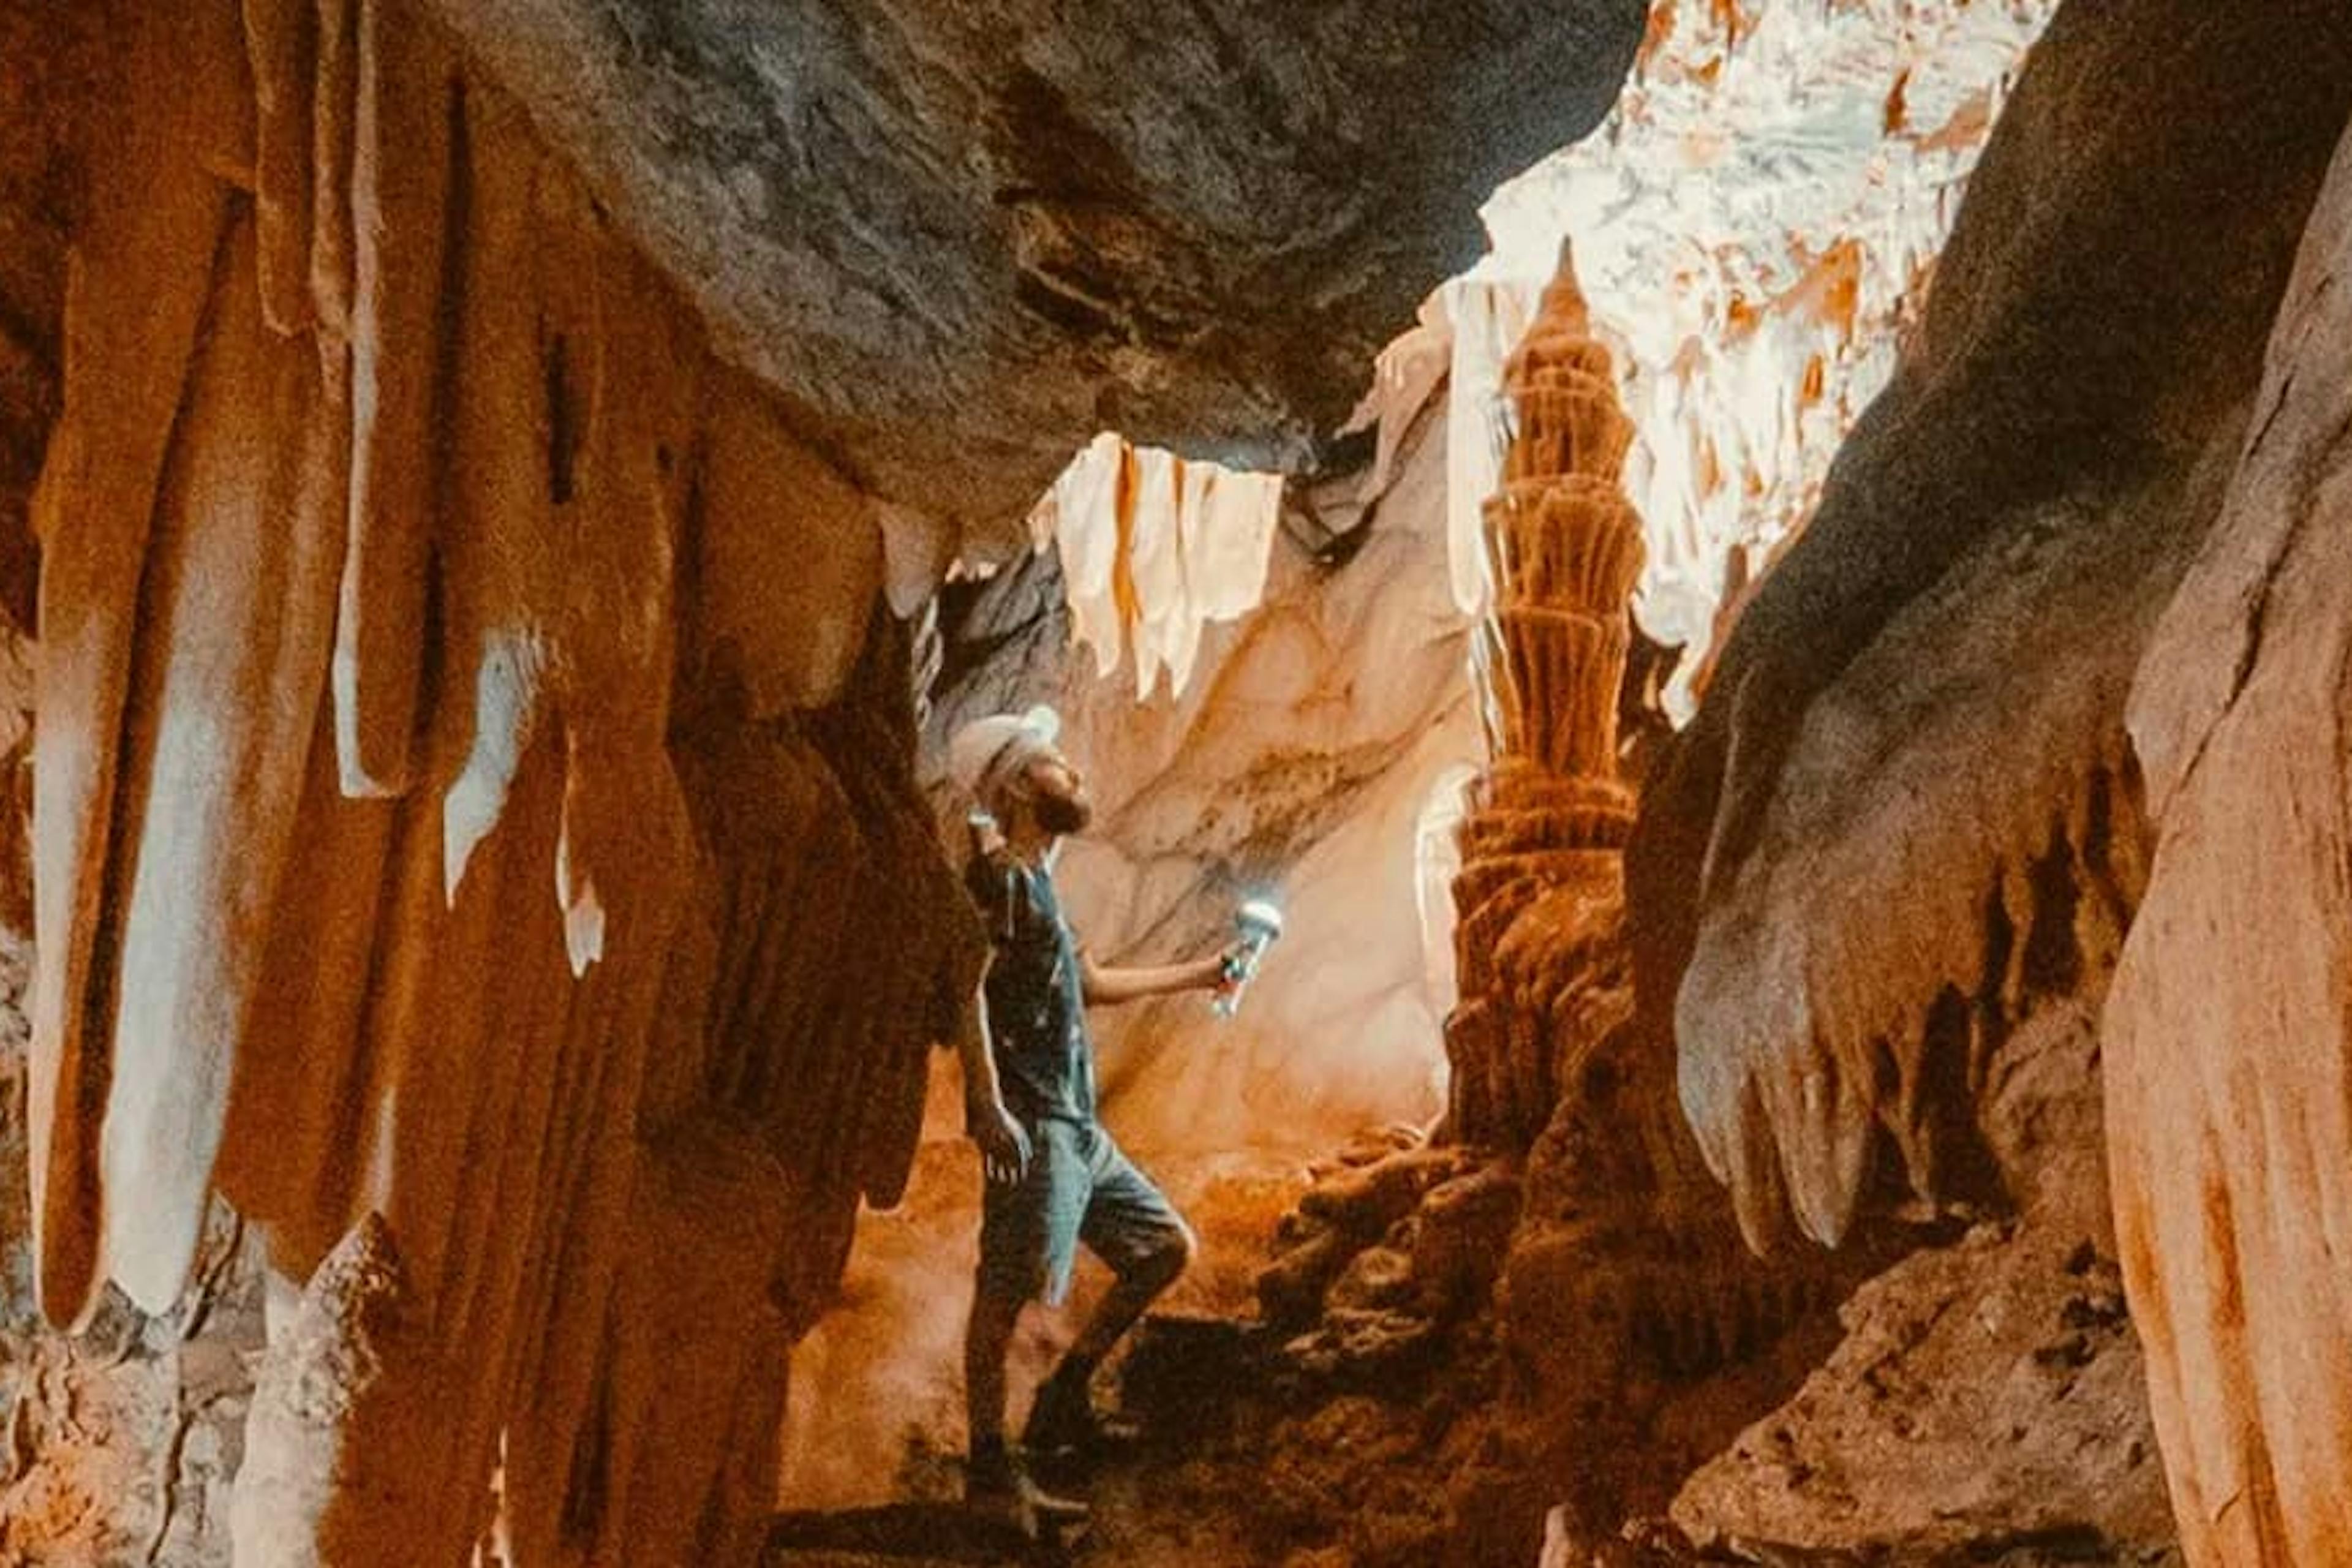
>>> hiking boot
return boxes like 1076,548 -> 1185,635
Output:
1021,1365 -> 1142,1455
966,1443 -> 1090,1537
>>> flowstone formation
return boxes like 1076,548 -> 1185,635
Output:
2106,118 -> 2352,1568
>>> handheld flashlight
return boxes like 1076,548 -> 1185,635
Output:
1212,900 -> 1285,1019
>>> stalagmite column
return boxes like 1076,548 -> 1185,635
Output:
1444,240 -> 1644,1149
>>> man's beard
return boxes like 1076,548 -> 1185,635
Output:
1033,790 -> 1091,835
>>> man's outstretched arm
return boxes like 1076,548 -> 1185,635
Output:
1079,951 -> 1231,1006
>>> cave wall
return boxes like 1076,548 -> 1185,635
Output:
2105,119 -> 2352,1567
1642,0 -> 2352,1254
6,2 -> 978,1560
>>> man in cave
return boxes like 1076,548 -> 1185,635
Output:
948,704 -> 1239,1525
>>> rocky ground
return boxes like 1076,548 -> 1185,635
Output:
769,1093 -> 2179,1568
0,934 -> 262,1568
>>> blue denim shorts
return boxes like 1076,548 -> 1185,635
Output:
978,1118 -> 1190,1308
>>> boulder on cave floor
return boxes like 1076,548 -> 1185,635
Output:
1664,1218 -> 2177,1565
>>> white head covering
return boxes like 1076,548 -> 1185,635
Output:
948,704 -> 1063,807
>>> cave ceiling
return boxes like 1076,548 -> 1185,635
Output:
418,0 -> 1649,538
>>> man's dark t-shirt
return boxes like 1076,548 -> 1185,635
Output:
965,848 -> 1097,1126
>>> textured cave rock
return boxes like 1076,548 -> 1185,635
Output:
1672,1218 -> 2170,1561
0,935 -> 260,1566
413,0 -> 1648,535
0,0 -> 81,636
1598,0 -> 2352,1562
1634,0 -> 2352,1256
2104,120 -> 2352,1566
1668,1000 -> 2173,1560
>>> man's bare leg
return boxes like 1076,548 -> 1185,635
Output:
1026,1234 -> 1192,1449
966,1289 -> 1088,1527
965,1287 -> 1021,1458
1068,1235 -> 1189,1367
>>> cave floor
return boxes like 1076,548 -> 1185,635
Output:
766,1313 -> 1336,1568
763,1455 -> 1265,1568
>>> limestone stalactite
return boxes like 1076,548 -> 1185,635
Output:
1444,241 -> 1643,1152
1027,431 -> 1286,701
21,1 -> 976,1558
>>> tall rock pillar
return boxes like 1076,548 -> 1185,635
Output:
1445,241 -> 1645,1150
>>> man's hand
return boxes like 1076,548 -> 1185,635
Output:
970,1100 -> 1033,1186
1202,948 -> 1245,997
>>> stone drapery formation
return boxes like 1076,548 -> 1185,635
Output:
0,0 -> 80,638
1443,243 -> 1643,1152
406,0 -> 1651,541
2105,126 -> 2352,1567
1027,432 -> 1286,700
19,2 -> 979,1560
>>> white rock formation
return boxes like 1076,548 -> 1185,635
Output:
1356,0 -> 2056,716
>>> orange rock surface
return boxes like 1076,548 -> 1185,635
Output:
18,4 -> 978,1559
1445,243 -> 1642,1152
